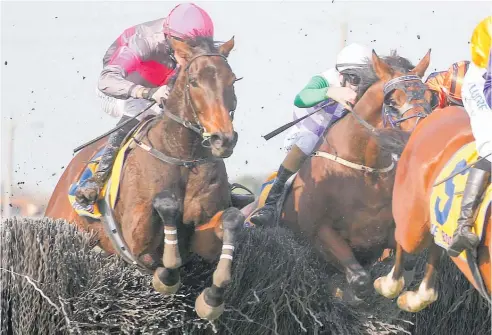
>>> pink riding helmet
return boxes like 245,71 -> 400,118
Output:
163,3 -> 214,39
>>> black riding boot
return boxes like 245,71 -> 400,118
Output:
75,116 -> 139,206
447,165 -> 491,257
249,165 -> 295,226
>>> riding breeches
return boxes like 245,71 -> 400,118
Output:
283,128 -> 322,155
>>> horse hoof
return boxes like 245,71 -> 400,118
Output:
195,291 -> 225,320
152,268 -> 181,295
374,275 -> 405,299
397,289 -> 437,312
342,288 -> 365,307
334,287 -> 344,299
348,270 -> 371,298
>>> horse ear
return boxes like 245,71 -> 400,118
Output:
410,49 -> 431,78
371,49 -> 393,81
219,36 -> 235,57
170,38 -> 192,60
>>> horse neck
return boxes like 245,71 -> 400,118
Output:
322,85 -> 390,168
147,76 -> 208,160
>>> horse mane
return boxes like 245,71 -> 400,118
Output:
356,50 -> 416,100
183,36 -> 222,54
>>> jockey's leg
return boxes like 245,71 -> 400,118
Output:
249,133 -> 315,226
448,159 -> 491,257
196,207 -> 244,320
152,190 -> 183,295
75,115 -> 139,206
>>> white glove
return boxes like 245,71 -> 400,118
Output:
326,86 -> 357,110
137,85 -> 170,103
148,85 -> 170,102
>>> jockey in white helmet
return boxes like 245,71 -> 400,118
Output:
249,43 -> 373,226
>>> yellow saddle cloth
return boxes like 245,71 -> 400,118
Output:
429,141 -> 492,261
244,171 -> 278,227
67,121 -> 148,219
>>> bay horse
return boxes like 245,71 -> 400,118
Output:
374,105 -> 491,311
44,36 -> 246,320
246,49 -> 434,301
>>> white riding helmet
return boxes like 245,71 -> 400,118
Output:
336,43 -> 373,73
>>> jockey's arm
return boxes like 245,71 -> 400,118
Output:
293,75 -> 330,108
97,35 -> 152,100
97,46 -> 142,99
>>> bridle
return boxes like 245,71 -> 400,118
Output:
381,75 -> 431,129
132,52 -> 239,169
162,52 -> 237,148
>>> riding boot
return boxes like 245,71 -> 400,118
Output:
447,166 -> 491,257
75,116 -> 139,206
249,145 -> 308,226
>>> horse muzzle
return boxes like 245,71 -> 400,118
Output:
209,131 -> 238,158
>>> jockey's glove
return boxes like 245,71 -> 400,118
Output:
326,86 -> 357,110
137,85 -> 170,103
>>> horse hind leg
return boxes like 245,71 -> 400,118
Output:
195,207 -> 244,320
374,244 -> 407,299
397,243 -> 441,312
151,191 -> 183,295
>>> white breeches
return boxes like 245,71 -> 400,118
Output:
283,128 -> 321,155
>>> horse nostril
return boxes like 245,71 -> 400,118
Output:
210,134 -> 223,148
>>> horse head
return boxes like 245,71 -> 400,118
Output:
371,49 -> 433,132
168,36 -> 238,158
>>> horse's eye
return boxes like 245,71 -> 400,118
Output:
189,78 -> 199,87
386,98 -> 397,106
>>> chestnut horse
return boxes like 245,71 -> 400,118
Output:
374,105 -> 491,311
245,49 -> 434,301
44,36 -> 245,320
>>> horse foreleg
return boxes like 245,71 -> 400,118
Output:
374,243 -> 406,299
397,243 -> 441,312
151,191 -> 182,295
196,207 -> 244,320
316,224 -> 371,298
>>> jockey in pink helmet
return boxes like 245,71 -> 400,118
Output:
75,3 -> 214,207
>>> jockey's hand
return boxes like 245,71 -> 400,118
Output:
326,87 -> 356,110
142,85 -> 170,104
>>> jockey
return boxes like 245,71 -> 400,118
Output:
75,3 -> 214,206
448,16 -> 492,257
249,43 -> 372,226
425,60 -> 470,110
485,48 -> 492,108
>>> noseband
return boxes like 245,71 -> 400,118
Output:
382,75 -> 431,129
163,52 -> 236,147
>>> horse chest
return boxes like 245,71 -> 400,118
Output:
181,167 -> 229,224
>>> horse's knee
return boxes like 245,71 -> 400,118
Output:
221,207 -> 244,232
153,191 -> 181,222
